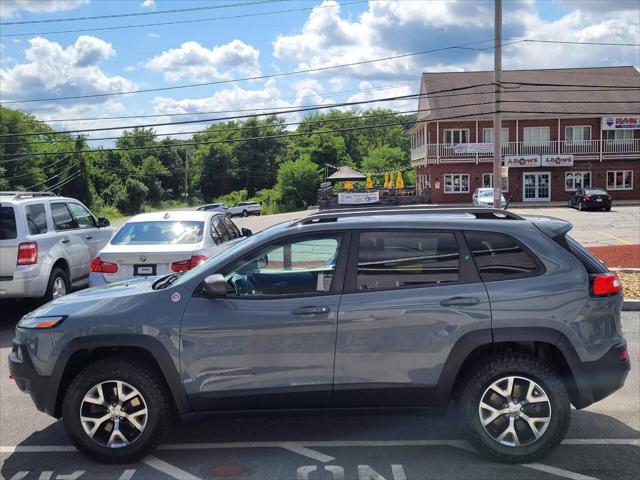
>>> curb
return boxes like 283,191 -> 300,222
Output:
623,300 -> 640,312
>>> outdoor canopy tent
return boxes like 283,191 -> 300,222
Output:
327,165 -> 366,181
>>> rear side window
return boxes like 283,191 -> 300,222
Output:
51,203 -> 78,231
0,206 -> 17,240
464,231 -> 541,281
26,204 -> 48,235
357,231 -> 460,290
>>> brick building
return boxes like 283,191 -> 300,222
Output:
409,66 -> 640,204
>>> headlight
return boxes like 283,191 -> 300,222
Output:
18,315 -> 67,329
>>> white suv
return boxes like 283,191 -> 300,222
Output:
0,192 -> 113,301
229,201 -> 262,217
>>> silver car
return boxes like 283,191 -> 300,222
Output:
472,187 -> 507,208
0,192 -> 113,301
196,203 -> 229,215
89,210 -> 246,286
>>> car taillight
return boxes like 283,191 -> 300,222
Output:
584,195 -> 591,200
593,272 -> 622,297
171,255 -> 208,272
90,256 -> 118,274
17,242 -> 38,265
619,347 -> 629,362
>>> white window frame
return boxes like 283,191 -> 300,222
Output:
482,173 -> 509,192
444,173 -> 470,194
565,171 -> 592,191
523,126 -> 550,145
565,126 -> 591,144
605,130 -> 634,143
482,128 -> 509,144
443,129 -> 469,145
607,170 -> 634,190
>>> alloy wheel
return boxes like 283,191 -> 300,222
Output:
478,376 -> 551,447
52,277 -> 67,299
80,380 -> 148,448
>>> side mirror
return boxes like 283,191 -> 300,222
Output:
97,217 -> 110,228
242,227 -> 253,237
202,274 -> 227,297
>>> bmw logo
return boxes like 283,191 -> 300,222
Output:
139,255 -> 147,263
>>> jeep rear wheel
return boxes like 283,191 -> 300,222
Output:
62,358 -> 171,463
44,267 -> 69,302
457,354 -> 570,463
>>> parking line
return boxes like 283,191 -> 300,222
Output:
597,231 -> 633,245
143,455 -> 201,480
524,463 -> 599,480
281,444 -> 335,463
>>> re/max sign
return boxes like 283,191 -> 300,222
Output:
602,115 -> 640,130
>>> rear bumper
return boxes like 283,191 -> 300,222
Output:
572,342 -> 630,408
8,339 -> 58,417
0,264 -> 49,299
88,271 -> 109,287
583,200 -> 612,209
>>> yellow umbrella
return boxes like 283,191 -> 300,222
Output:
366,174 -> 373,189
388,173 -> 394,189
383,173 -> 389,189
396,171 -> 404,189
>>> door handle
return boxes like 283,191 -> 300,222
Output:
440,296 -> 480,307
61,238 -> 70,244
85,235 -> 93,240
291,306 -> 330,316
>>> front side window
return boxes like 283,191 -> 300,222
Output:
607,170 -> 633,190
444,174 -> 470,193
213,216 -> 230,242
224,235 -> 342,296
221,216 -> 241,239
482,173 -> 509,191
444,129 -> 469,145
67,203 -> 97,229
26,204 -> 48,235
565,126 -> 591,144
565,171 -> 592,191
357,231 -> 460,290
523,127 -> 550,145
464,231 -> 540,281
111,221 -> 204,245
51,203 -> 78,231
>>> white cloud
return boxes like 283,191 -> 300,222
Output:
147,32 -> 160,39
1,36 -> 135,114
141,0 -> 156,8
145,39 -> 261,82
1,0 -> 88,18
346,81 -> 416,113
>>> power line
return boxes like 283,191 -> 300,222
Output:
48,171 -> 82,192
25,163 -> 78,189
1,0 -> 287,25
0,40 -> 500,105
0,0 -> 368,37
2,154 -> 72,179
522,39 -> 640,47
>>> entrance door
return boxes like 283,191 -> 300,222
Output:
523,172 -> 551,201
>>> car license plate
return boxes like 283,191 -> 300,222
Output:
134,264 -> 156,276
596,198 -> 603,202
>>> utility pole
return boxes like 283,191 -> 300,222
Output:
492,0 -> 502,208
184,147 -> 189,205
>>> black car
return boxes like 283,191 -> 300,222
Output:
568,188 -> 612,211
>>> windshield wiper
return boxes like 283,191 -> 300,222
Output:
152,272 -> 185,290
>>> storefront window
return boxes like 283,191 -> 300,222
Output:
565,171 -> 592,191
607,170 -> 633,190
482,173 -> 508,191
444,174 -> 470,193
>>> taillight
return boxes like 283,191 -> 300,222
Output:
171,255 -> 208,272
619,347 -> 629,362
592,272 -> 622,296
17,242 -> 38,265
584,195 -> 591,200
90,256 -> 118,274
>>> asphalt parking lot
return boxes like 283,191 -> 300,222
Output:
1,206 -> 639,480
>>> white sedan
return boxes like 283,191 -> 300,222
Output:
89,210 -> 247,286
229,201 -> 262,217
472,188 -> 508,208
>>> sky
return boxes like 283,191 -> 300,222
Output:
1,0 -> 639,142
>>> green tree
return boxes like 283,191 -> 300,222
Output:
115,178 -> 149,214
276,156 -> 321,212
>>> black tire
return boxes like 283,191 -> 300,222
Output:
604,206 -> 611,212
62,357 -> 172,463
44,266 -> 69,302
457,354 -> 570,464
242,209 -> 249,217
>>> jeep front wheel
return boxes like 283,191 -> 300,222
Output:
458,354 -> 570,463
62,358 -> 171,463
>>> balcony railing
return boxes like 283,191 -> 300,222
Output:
411,139 -> 640,161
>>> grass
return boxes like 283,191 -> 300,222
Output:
93,205 -> 126,222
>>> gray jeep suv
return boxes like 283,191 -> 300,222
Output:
9,208 -> 629,464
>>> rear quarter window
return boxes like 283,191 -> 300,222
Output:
26,204 -> 48,235
0,206 -> 17,240
464,231 -> 542,281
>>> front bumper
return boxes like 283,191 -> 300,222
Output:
8,339 -> 59,417
573,342 -> 630,408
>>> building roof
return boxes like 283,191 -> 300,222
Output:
416,66 -> 640,123
327,165 -> 367,180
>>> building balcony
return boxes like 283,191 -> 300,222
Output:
411,139 -> 640,165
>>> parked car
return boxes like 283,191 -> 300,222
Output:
89,210 -> 247,286
229,201 -> 262,217
568,188 -> 612,211
0,191 -> 112,301
196,203 -> 229,215
10,207 -> 628,464
472,188 -> 508,208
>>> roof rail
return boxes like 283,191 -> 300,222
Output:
0,191 -> 56,199
294,206 -> 524,226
